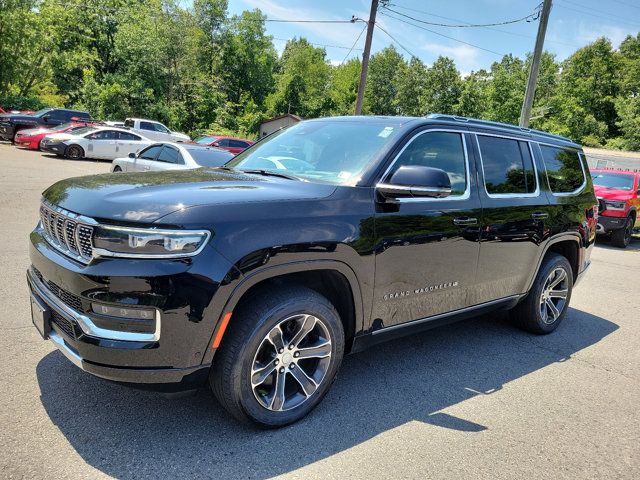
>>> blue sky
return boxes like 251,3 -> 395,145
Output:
227,0 -> 640,74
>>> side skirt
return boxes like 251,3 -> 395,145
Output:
350,295 -> 522,353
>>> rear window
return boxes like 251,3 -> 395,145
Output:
477,135 -> 537,195
189,148 -> 234,167
195,136 -> 219,145
539,146 -> 585,193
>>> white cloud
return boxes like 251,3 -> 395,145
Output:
421,43 -> 482,71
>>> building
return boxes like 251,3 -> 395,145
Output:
259,114 -> 302,138
583,147 -> 640,171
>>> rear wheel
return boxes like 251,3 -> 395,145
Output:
510,253 -> 573,334
65,144 -> 84,160
210,286 -> 344,428
611,216 -> 633,248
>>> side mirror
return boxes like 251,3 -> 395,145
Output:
377,165 -> 452,199
128,152 -> 136,159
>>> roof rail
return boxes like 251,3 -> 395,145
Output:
425,113 -> 577,145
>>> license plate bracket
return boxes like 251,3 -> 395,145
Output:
30,294 -> 51,339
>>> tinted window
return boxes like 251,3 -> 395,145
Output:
195,136 -> 219,145
190,149 -> 234,167
157,146 -> 183,164
591,172 -> 635,191
124,119 -> 135,128
478,136 -> 536,195
387,131 -> 467,196
138,145 -> 162,160
140,121 -> 155,131
118,132 -> 140,141
540,146 -> 585,193
230,139 -> 249,148
88,130 -> 118,140
217,139 -> 231,147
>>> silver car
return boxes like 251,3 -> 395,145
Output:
110,142 -> 234,172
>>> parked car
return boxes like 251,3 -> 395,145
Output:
0,106 -> 35,115
28,115 -> 596,427
0,108 -> 91,142
591,168 -> 640,247
111,142 -> 233,172
40,126 -> 151,160
14,120 -> 97,150
194,134 -> 254,154
123,118 -> 189,143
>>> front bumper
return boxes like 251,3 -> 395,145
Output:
0,123 -> 15,141
40,141 -> 66,155
28,228 -> 233,387
15,137 -> 39,149
597,215 -> 627,233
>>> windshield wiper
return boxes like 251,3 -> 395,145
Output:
239,169 -> 301,181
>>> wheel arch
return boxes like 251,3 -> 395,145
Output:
202,260 -> 365,364
525,234 -> 582,292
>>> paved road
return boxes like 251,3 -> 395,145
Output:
1,144 -> 639,479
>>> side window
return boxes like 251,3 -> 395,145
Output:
539,145 -> 585,193
87,130 -> 118,140
156,146 -> 183,164
230,139 -> 248,148
118,132 -> 141,141
154,123 -> 170,133
387,131 -> 467,196
138,145 -> 163,160
124,119 -> 134,128
217,138 -> 231,147
140,121 -> 155,131
477,135 -> 537,195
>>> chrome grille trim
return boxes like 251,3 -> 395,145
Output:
39,201 -> 96,264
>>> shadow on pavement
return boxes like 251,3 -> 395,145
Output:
36,308 -> 617,479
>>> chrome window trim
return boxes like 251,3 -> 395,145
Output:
474,132 -> 540,199
536,142 -> 587,197
29,268 -> 161,342
376,128 -> 471,203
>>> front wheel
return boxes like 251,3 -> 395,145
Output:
510,253 -> 573,334
65,144 -> 85,160
611,216 -> 634,248
210,286 -> 344,428
112,166 -> 122,172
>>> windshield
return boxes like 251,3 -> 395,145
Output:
189,149 -> 233,167
73,126 -> 97,136
591,172 -> 635,191
33,108 -> 52,117
195,135 -> 219,145
226,120 -> 402,184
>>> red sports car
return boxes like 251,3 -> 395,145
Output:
13,121 -> 95,150
193,134 -> 254,154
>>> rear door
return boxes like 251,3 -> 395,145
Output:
153,145 -> 186,171
86,130 -> 119,159
469,131 -> 552,305
117,132 -> 146,156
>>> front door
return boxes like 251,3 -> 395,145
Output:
468,131 -> 552,305
372,128 -> 482,329
87,130 -> 119,159
132,144 -> 163,171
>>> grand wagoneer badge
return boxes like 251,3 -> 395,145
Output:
383,281 -> 459,301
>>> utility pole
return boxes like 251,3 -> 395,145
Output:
354,0 -> 379,115
519,0 -> 553,128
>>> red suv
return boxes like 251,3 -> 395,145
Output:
591,168 -> 640,248
193,135 -> 254,154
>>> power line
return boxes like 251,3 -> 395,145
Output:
560,0 -> 640,23
380,10 -> 506,57
272,37 -> 364,51
382,2 -> 542,28
341,24 -> 368,64
374,23 -> 419,59
385,3 -> 580,48
555,1 -> 640,29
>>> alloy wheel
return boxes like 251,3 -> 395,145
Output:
539,267 -> 569,324
251,314 -> 332,412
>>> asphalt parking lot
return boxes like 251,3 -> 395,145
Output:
1,143 -> 639,479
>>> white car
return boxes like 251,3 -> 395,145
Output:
40,126 -> 152,160
110,142 -> 234,172
123,118 -> 190,143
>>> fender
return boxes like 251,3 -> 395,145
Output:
201,259 -> 365,364
523,232 -> 583,294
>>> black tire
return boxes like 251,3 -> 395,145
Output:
113,166 -> 122,172
210,286 -> 345,428
610,216 -> 634,248
65,144 -> 84,160
510,253 -> 573,334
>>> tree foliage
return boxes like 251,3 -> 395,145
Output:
1,1 -> 639,149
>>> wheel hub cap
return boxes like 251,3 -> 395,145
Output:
539,267 -> 569,325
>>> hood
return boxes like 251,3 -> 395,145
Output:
594,185 -> 635,202
0,113 -> 38,124
44,132 -> 78,141
42,168 -> 337,223
16,127 -> 52,136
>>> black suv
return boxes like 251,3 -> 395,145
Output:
27,115 -> 597,427
0,107 -> 91,142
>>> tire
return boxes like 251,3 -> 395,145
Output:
65,144 -> 84,160
510,253 -> 573,334
210,286 -> 345,428
611,216 -> 634,248
113,166 -> 122,172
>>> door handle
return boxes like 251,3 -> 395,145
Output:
453,217 -> 478,226
531,212 -> 549,220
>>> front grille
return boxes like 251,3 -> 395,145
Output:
32,268 -> 84,313
51,310 -> 78,339
40,203 -> 94,262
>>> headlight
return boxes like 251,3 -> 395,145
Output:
92,225 -> 211,258
604,200 -> 626,211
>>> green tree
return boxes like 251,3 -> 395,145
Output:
394,57 -> 427,116
422,56 -> 461,115
363,46 -> 404,115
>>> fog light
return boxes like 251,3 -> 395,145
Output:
91,303 -> 155,320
